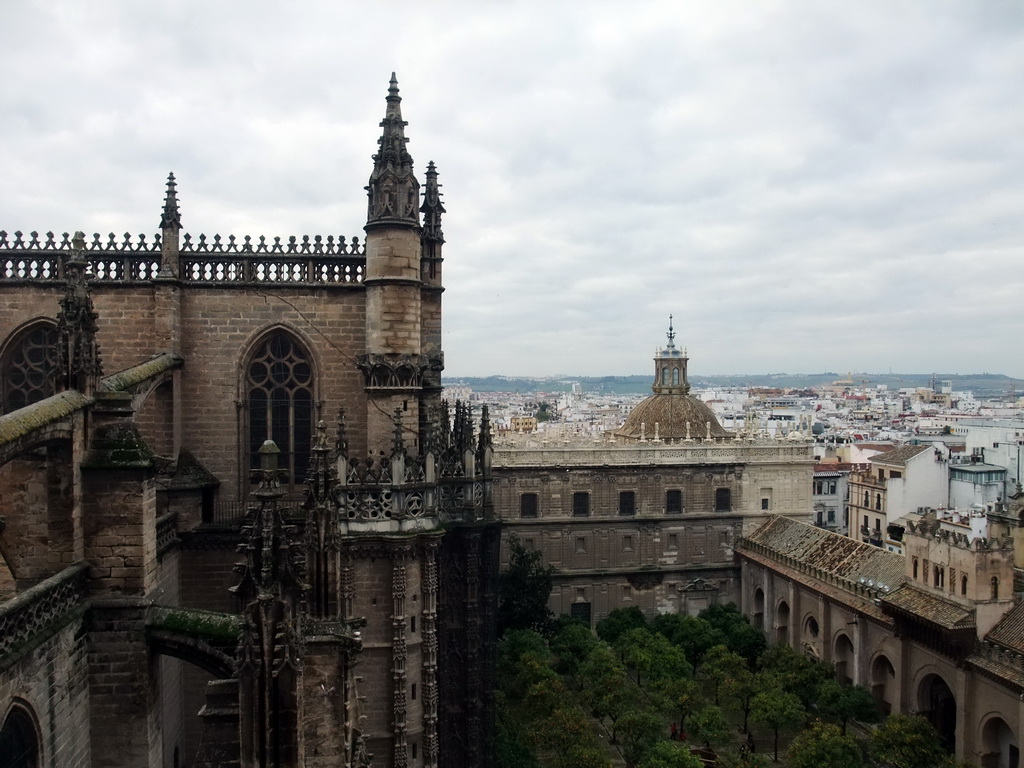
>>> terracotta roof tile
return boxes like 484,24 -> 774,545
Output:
869,444 -> 931,467
881,585 -> 975,630
744,515 -> 906,589
984,601 -> 1024,653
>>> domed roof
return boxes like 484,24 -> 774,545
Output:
615,393 -> 733,442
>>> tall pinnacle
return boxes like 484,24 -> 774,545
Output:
366,73 -> 420,229
666,315 -> 676,349
420,161 -> 445,245
159,172 -> 181,231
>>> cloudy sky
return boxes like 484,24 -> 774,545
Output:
2,2 -> 1022,378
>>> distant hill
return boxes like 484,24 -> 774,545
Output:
443,373 -> 1024,397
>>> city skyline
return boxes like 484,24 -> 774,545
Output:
2,2 -> 1023,377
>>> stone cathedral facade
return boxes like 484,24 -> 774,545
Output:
0,76 -> 499,768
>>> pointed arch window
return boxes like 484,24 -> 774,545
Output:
2,321 -> 58,414
246,332 -> 314,492
1,702 -> 41,768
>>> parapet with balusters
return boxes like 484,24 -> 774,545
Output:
0,229 -> 367,286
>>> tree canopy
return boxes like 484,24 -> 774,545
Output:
498,534 -> 554,637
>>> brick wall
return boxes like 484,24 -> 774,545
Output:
87,603 -> 161,768
0,618 -> 92,768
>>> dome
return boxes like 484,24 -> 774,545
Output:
615,393 -> 733,442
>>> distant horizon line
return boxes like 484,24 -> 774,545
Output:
443,371 -> 1024,381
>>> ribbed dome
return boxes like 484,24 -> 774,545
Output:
615,393 -> 732,442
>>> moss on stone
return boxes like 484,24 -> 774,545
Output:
99,353 -> 183,393
149,607 -> 241,644
0,390 -> 89,447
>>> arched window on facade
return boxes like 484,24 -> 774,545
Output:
875,493 -> 882,511
1,321 -> 57,414
992,576 -> 1000,600
672,367 -> 679,386
864,491 -> 870,507
0,702 -> 41,768
913,557 -> 919,580
961,574 -> 968,596
245,331 -> 314,493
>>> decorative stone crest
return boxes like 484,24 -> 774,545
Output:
357,352 -> 428,390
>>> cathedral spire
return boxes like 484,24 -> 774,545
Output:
365,73 -> 420,230
159,172 -> 181,231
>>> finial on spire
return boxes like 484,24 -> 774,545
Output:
667,315 -> 675,348
160,172 -> 181,231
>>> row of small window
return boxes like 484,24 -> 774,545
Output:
857,492 -> 884,511
566,532 -> 684,553
911,557 -> 1001,599
519,488 -> 731,518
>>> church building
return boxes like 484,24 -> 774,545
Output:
0,76 -> 499,768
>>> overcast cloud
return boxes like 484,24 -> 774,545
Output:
2,2 -> 1022,378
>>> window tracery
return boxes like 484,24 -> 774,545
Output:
245,331 -> 314,492
1,322 -> 57,414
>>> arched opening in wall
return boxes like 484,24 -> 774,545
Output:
775,599 -> 790,645
753,588 -> 765,630
672,367 -> 679,386
0,701 -> 41,768
919,674 -> 956,754
981,716 -> 1019,768
245,331 -> 314,494
833,633 -> 855,685
870,655 -> 895,715
1,321 -> 57,415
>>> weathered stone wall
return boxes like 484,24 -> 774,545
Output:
82,469 -> 157,594
0,441 -> 77,587
135,380 -> 175,459
0,282 -> 371,499
87,603 -> 162,768
0,617 -> 92,768
177,287 -> 368,499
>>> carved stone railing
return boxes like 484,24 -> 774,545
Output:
493,440 -> 815,468
0,230 -> 366,285
343,454 -> 434,522
157,512 -> 179,558
0,561 -> 90,663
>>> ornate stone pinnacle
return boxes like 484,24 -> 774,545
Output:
160,172 -> 181,231
420,161 -> 445,245
365,73 -> 420,230
55,230 -> 102,395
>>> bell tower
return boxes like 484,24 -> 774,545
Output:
361,73 -> 426,454
652,315 -> 689,395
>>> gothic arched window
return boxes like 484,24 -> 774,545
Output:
1,322 -> 58,414
245,331 -> 314,492
0,703 -> 41,768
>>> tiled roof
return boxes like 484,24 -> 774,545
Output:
739,546 -> 892,623
869,444 -> 931,467
966,652 -> 1024,692
743,515 -> 906,589
984,601 -> 1024,653
881,585 -> 975,630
